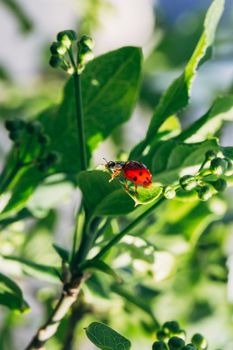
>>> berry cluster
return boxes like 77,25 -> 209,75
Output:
152,321 -> 208,350
163,150 -> 232,201
4,118 -> 60,172
49,30 -> 94,74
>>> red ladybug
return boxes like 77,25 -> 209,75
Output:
104,159 -> 152,192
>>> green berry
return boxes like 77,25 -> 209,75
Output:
182,344 -> 197,350
45,151 -> 61,165
223,158 -> 233,176
191,334 -> 208,350
168,336 -> 185,350
196,185 -> 212,201
211,178 -> 227,192
50,41 -> 67,55
26,121 -> 43,135
210,157 -> 228,176
152,341 -> 168,350
163,186 -> 176,199
5,119 -> 25,131
37,161 -> 49,172
80,34 -> 95,49
38,134 -> 50,145
49,54 -> 64,68
9,130 -> 21,142
205,150 -> 217,160
162,321 -> 180,335
157,330 -> 169,342
179,175 -> 197,191
57,30 -> 77,48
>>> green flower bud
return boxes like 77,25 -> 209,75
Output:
210,157 -> 228,176
211,178 -> 227,192
26,121 -> 43,135
5,119 -> 25,131
179,175 -> 197,191
191,334 -> 208,350
163,186 -> 176,199
183,344 -> 197,350
38,133 -> 50,146
196,185 -> 213,201
80,34 -> 95,49
168,336 -> 185,350
50,41 -> 67,55
205,150 -> 217,160
152,341 -> 168,350
157,330 -> 170,342
45,151 -> 61,165
78,45 -> 94,64
49,54 -> 64,68
9,130 -> 21,142
223,157 -> 233,176
37,161 -> 49,172
173,330 -> 186,341
162,321 -> 180,335
57,30 -> 77,48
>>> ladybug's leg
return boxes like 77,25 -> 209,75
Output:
124,179 -> 129,192
134,182 -> 138,195
109,170 -> 121,182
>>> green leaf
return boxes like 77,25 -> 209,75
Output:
2,255 -> 60,283
52,243 -> 70,263
0,167 -> 43,218
0,272 -> 29,312
146,139 -> 219,184
127,184 -> 162,205
84,260 -> 123,283
78,170 -> 135,219
131,0 -> 224,158
178,96 -> 233,142
40,46 -> 142,174
85,322 -> 131,350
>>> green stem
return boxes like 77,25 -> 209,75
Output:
92,196 -> 165,261
73,72 -> 87,171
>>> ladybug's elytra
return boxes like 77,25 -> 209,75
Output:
104,159 -> 152,192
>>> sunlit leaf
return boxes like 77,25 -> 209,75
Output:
85,322 -> 131,350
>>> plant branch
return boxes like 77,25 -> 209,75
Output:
73,72 -> 87,171
92,196 -> 165,261
24,275 -> 86,350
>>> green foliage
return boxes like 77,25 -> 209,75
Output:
0,272 -> 29,312
85,322 -> 131,350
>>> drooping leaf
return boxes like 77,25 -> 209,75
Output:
0,272 -> 29,312
78,170 -> 135,219
131,0 -> 224,158
178,96 -> 233,142
85,322 -> 131,350
2,255 -> 60,283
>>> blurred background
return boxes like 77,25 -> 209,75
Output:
0,0 -> 233,349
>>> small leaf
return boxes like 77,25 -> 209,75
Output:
2,255 -> 60,282
0,272 -> 29,312
78,170 -> 135,219
85,322 -> 131,350
127,184 -> 162,205
52,243 -> 70,263
84,260 -> 123,283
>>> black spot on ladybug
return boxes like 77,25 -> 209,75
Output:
133,176 -> 137,181
139,171 -> 143,176
146,177 -> 149,181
